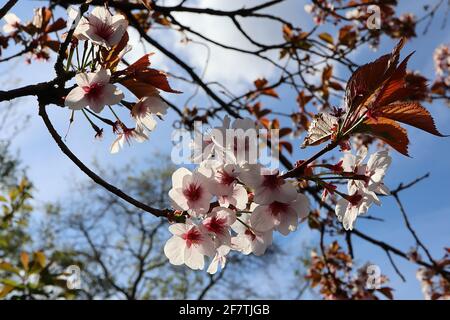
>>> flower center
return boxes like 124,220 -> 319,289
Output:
268,201 -> 290,216
262,173 -> 283,190
217,169 -> 235,186
347,193 -> 363,206
93,21 -> 115,41
183,183 -> 202,202
181,228 -> 203,248
82,82 -> 103,97
204,216 -> 227,235
245,229 -> 256,241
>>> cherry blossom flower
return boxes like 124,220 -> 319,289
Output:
207,245 -> 230,275
239,164 -> 297,205
218,184 -> 248,210
199,162 -> 240,196
342,147 -> 391,196
335,188 -> 378,230
164,223 -> 215,270
65,69 -> 124,113
74,7 -> 128,49
230,212 -> 273,256
168,167 -> 212,216
2,13 -> 21,34
250,194 -> 310,235
190,116 -> 231,163
131,96 -> 168,132
195,117 -> 260,164
110,126 -> 148,154
202,207 -> 236,245
197,161 -> 248,209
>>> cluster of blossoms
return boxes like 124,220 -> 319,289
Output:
164,116 -> 310,273
62,6 -> 178,153
434,44 -> 450,86
302,110 -> 392,231
335,146 -> 391,230
2,8 -> 67,62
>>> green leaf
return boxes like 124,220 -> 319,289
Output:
319,32 -> 334,45
0,262 -> 20,274
34,252 -> 46,268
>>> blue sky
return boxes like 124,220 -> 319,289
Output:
1,0 -> 449,299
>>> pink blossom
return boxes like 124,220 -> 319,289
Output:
131,96 -> 168,132
239,165 -> 297,205
164,223 -> 215,270
168,167 -> 212,216
2,13 -> 21,34
202,207 -> 236,245
74,7 -> 128,49
250,194 -> 310,235
65,69 -> 124,113
218,184 -> 248,210
335,188 -> 378,230
230,212 -> 273,256
207,245 -> 230,275
110,126 -> 148,154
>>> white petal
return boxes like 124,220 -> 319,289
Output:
164,236 -> 186,266
4,13 -> 20,25
65,87 -> 88,110
231,184 -> 248,210
277,182 -> 298,203
276,209 -> 298,236
168,188 -> 189,211
110,135 -> 124,154
184,246 -> 205,270
343,206 -> 358,230
252,231 -> 272,256
91,6 -> 112,23
292,193 -> 310,219
335,198 -> 349,222
145,95 -> 169,115
75,72 -> 93,87
250,205 -> 275,232
138,114 -> 157,132
92,68 -> 111,85
172,167 -> 192,189
168,223 -> 189,236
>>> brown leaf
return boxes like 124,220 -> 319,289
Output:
322,65 -> 333,82
345,38 -> 406,111
378,102 -> 446,136
140,0 -> 153,10
297,91 -> 313,108
254,78 -> 279,98
122,53 -> 153,75
20,252 -> 29,272
45,18 -> 66,33
329,81 -> 344,91
134,69 -> 181,93
280,141 -> 293,154
378,287 -> 394,300
374,52 -> 414,107
121,79 -> 161,99
101,32 -> 129,71
363,117 -> 410,156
